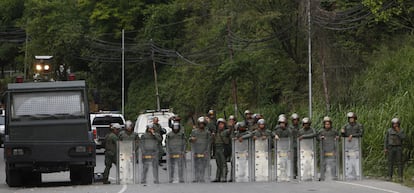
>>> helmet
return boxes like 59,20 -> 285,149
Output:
391,118 -> 400,124
173,122 -> 180,130
323,116 -> 332,123
291,113 -> 300,120
257,119 -> 265,125
217,118 -> 226,124
244,110 -> 252,115
302,117 -> 311,124
125,120 -> 133,129
237,121 -> 247,129
208,110 -> 215,115
197,116 -> 206,124
278,116 -> 287,123
228,115 -> 236,121
255,114 -> 263,119
278,114 -> 286,119
111,123 -> 122,130
347,112 -> 357,119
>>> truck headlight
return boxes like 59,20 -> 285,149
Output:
35,64 -> 42,71
44,64 -> 50,71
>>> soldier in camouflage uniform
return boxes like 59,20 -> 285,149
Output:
341,112 -> 363,142
384,118 -> 406,182
253,119 -> 273,140
189,117 -> 212,183
318,116 -> 339,181
166,122 -> 186,183
244,110 -> 256,131
140,124 -> 162,184
298,117 -> 316,140
152,117 -> 166,165
274,116 -> 291,140
103,123 -> 121,184
119,120 -> 139,146
227,115 -> 237,182
212,118 -> 231,182
289,113 -> 300,178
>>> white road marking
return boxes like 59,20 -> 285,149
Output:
336,181 -> 401,193
118,184 -> 128,193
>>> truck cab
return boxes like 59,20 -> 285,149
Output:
3,80 -> 95,187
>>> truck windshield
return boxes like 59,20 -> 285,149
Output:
11,91 -> 85,121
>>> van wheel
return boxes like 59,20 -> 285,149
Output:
6,165 -> 22,187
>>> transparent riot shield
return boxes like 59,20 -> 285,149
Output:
166,134 -> 187,183
117,140 -> 136,184
298,138 -> 316,181
319,138 -> 339,181
190,138 -> 211,183
275,137 -> 293,182
232,138 -> 251,182
342,137 -> 362,180
138,138 -> 160,184
252,138 -> 271,182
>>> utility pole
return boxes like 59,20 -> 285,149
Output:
121,29 -> 125,116
151,40 -> 161,111
227,17 -> 239,118
307,0 -> 313,119
24,30 -> 28,80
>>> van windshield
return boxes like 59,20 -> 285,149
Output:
11,91 -> 85,121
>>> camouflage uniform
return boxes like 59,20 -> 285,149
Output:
213,128 -> 231,182
153,123 -> 165,162
384,127 -> 406,180
103,132 -> 118,183
341,122 -> 363,138
318,127 -> 338,180
190,127 -> 211,182
140,130 -> 162,184
166,129 -> 186,183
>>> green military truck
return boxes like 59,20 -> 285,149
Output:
3,80 -> 95,187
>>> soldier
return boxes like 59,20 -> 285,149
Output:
341,112 -> 363,141
318,116 -> 339,181
253,119 -> 273,140
212,118 -> 231,182
384,118 -> 406,182
140,124 -> 162,184
152,117 -> 166,166
274,117 -> 291,140
166,122 -> 186,183
119,120 -> 139,144
227,115 -> 237,182
189,117 -> 212,183
244,110 -> 255,131
289,113 -> 300,178
206,110 -> 217,133
103,123 -> 121,184
298,117 -> 316,140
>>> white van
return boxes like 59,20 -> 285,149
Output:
134,109 -> 175,146
90,112 -> 125,149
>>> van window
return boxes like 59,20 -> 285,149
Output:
92,116 -> 124,125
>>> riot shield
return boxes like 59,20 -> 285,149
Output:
117,140 -> 136,184
166,135 -> 187,183
319,138 -> 339,181
190,138 -> 211,183
275,137 -> 293,182
252,138 -> 271,182
342,137 -> 362,180
232,138 -> 251,182
298,138 -> 316,181
138,138 -> 160,184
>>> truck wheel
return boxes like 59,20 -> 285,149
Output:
79,167 -> 93,185
6,165 -> 22,187
70,167 -> 93,185
25,172 -> 41,186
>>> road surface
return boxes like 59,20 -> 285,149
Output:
0,149 -> 412,193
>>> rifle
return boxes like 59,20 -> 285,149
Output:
191,116 -> 196,129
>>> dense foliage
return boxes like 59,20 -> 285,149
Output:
1,0 -> 414,182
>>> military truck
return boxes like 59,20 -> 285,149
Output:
3,80 -> 95,187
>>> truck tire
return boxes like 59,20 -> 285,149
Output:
6,165 -> 22,187
25,171 -> 41,186
70,167 -> 93,185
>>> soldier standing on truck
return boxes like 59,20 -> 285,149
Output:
103,123 -> 121,184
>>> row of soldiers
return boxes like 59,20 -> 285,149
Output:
103,110 -> 406,184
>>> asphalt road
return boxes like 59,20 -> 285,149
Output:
0,148 -> 412,193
